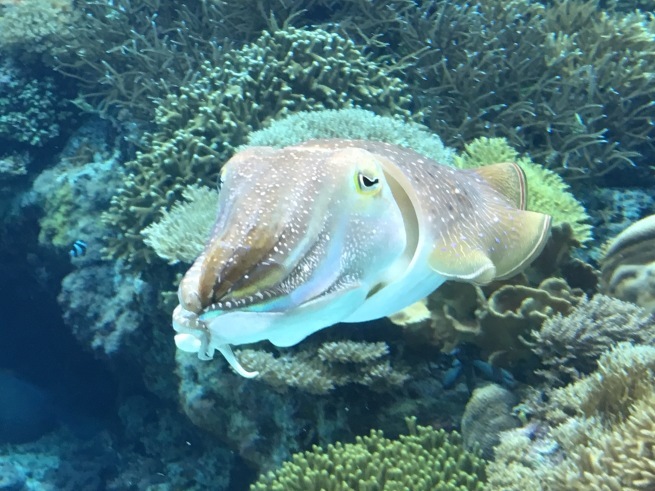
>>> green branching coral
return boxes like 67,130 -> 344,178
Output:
454,137 -> 592,243
104,28 -> 412,267
251,417 -> 486,491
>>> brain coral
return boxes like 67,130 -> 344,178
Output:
103,27 -> 412,266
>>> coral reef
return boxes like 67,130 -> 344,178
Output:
386,0 -> 655,180
58,262 -> 156,355
461,384 -> 520,459
54,0 -> 318,120
235,341 -> 409,395
0,152 -> 28,179
250,417 -> 486,491
488,343 -> 655,490
396,270 -> 586,370
0,60 -> 69,146
244,108 -> 453,164
0,0 -> 78,60
103,27 -> 412,267
141,185 -> 217,265
601,214 -> 655,313
583,186 -> 655,263
529,294 -> 655,385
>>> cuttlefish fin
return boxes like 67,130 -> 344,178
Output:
429,164 -> 551,285
470,162 -> 527,209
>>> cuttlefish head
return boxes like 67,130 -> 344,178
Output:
172,142 -> 408,376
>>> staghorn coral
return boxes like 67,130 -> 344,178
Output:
235,341 -> 409,395
54,0 -> 335,120
103,27 -> 412,267
530,294 -> 655,385
250,417 -> 486,491
390,0 -> 655,180
453,137 -> 591,243
601,214 -> 655,313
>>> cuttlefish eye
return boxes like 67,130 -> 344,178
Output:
356,172 -> 381,194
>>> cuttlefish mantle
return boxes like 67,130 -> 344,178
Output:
172,139 -> 551,377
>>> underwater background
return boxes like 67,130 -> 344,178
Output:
1,0 -> 655,489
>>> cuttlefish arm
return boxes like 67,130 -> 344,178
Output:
173,282 -> 367,377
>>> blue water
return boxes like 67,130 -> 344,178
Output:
1,0 -> 654,489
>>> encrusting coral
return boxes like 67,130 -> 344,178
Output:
103,28 -> 412,267
250,417 -> 486,491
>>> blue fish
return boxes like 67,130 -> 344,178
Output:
69,240 -> 87,258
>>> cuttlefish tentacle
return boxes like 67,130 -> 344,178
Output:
172,139 -> 552,377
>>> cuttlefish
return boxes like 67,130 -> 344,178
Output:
173,139 -> 551,377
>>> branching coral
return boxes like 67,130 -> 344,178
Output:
529,294 -> 655,385
235,341 -> 409,395
251,417 -> 486,491
54,0 -> 335,120
488,343 -> 655,490
354,0 -> 655,180
103,28 -> 412,267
